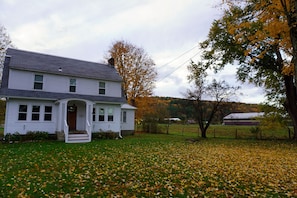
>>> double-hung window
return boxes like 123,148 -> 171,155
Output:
44,106 -> 52,121
69,78 -> 76,92
34,74 -> 43,90
18,105 -> 27,121
122,111 -> 127,123
92,108 -> 96,122
99,82 -> 105,95
32,105 -> 40,121
108,108 -> 114,122
99,108 -> 105,121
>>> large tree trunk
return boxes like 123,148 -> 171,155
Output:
284,75 -> 297,139
201,129 -> 207,138
198,119 -> 207,138
289,0 -> 297,90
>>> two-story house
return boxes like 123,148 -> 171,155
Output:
0,48 -> 136,143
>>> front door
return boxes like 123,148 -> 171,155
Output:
67,105 -> 77,131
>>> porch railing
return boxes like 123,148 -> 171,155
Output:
86,120 -> 91,142
64,120 -> 69,143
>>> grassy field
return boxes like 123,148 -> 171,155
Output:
1,133 -> 297,197
152,124 -> 292,140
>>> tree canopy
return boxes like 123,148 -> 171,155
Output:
106,40 -> 157,107
200,0 -> 297,139
0,25 -> 13,80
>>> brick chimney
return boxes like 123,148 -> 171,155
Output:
108,58 -> 115,66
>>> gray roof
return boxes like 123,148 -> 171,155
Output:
5,48 -> 122,82
224,112 -> 264,120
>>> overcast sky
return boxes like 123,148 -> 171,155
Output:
0,0 -> 266,104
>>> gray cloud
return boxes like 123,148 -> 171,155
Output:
0,0 -> 265,103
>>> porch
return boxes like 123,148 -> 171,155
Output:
56,99 -> 94,143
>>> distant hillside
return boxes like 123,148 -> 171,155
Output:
154,96 -> 261,124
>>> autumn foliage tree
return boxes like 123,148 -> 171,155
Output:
0,25 -> 13,124
200,0 -> 297,139
0,25 -> 13,81
136,97 -> 169,133
106,40 -> 157,107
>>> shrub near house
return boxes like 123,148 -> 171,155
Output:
0,100 -> 5,126
3,131 -> 50,143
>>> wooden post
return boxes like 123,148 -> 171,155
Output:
182,124 -> 185,136
235,128 -> 238,139
166,120 -> 170,134
213,128 -> 216,138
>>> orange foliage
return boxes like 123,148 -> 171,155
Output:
107,40 -> 157,106
224,0 -> 294,75
282,63 -> 295,75
135,97 -> 169,120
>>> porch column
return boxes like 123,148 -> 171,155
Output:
85,101 -> 94,142
56,101 -> 67,132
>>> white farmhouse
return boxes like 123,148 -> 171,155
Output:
0,48 -> 136,143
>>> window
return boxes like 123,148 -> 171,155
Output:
123,111 -> 127,123
44,106 -> 52,121
92,108 -> 96,122
32,105 -> 40,121
99,82 -> 105,95
108,108 -> 113,122
99,108 -> 105,121
34,74 -> 43,90
18,105 -> 27,120
69,78 -> 76,92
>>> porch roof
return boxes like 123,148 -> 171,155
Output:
121,103 -> 137,110
0,88 -> 126,103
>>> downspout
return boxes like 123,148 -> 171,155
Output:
3,97 -> 9,135
119,109 -> 123,139
119,118 -> 123,139
119,127 -> 123,139
64,120 -> 69,143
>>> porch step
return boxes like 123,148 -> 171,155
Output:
67,134 -> 90,143
69,130 -> 87,134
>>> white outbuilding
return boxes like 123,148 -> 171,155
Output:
223,112 -> 264,126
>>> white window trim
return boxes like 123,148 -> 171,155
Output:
31,105 -> 41,121
108,107 -> 114,122
69,78 -> 77,93
44,106 -> 53,121
33,74 -> 44,90
99,107 -> 105,122
99,81 -> 106,95
18,104 -> 28,121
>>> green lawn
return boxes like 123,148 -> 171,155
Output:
1,133 -> 297,197
157,124 -> 291,139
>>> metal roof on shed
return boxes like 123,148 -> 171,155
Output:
224,112 -> 264,120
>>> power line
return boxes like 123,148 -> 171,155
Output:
158,44 -> 198,70
158,51 -> 201,81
